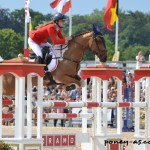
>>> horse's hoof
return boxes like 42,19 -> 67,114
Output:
65,84 -> 76,91
80,79 -> 86,87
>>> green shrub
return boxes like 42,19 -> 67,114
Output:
0,141 -> 13,150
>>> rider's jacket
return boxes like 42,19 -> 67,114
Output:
29,22 -> 65,45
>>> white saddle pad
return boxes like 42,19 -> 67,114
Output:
29,44 -> 68,72
47,48 -> 58,72
52,44 -> 68,60
47,44 -> 68,72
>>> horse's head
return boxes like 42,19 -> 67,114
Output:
88,24 -> 107,62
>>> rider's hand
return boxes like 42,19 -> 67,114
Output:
65,36 -> 72,43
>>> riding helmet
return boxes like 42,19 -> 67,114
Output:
53,13 -> 67,22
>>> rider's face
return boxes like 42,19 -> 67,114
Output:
58,19 -> 65,28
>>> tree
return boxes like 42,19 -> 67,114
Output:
120,45 -> 150,61
104,35 -> 115,60
11,9 -> 48,34
10,9 -> 25,34
0,29 -> 23,59
0,8 -> 150,61
119,11 -> 150,50
29,9 -> 46,28
0,8 -> 12,29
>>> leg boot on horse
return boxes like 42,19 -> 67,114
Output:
36,56 -> 44,64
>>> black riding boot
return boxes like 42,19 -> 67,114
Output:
36,56 -> 44,64
44,53 -> 52,65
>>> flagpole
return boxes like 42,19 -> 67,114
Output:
24,21 -> 28,49
114,19 -> 119,61
24,16 -> 29,58
24,0 -> 30,57
69,1 -> 72,36
114,0 -> 119,61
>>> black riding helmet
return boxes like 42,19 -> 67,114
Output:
53,13 -> 67,22
53,13 -> 67,28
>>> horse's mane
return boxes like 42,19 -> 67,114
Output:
73,31 -> 91,38
68,31 -> 91,45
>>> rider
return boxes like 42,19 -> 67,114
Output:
28,13 -> 72,81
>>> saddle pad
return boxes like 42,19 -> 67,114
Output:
47,48 -> 58,72
52,44 -> 68,60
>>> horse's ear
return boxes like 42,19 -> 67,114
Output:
93,24 -> 103,37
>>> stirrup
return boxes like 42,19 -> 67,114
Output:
36,56 -> 44,64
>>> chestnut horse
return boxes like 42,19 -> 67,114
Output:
2,24 -> 107,95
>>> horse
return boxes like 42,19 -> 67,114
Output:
2,24 -> 107,96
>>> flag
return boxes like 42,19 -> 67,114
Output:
112,51 -> 120,61
25,0 -> 30,23
28,18 -> 33,50
29,19 -> 33,32
50,0 -> 71,14
104,0 -> 118,31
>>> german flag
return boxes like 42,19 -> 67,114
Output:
104,0 -> 118,31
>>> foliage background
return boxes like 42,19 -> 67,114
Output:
0,8 -> 150,60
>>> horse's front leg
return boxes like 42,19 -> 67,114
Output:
60,75 -> 82,87
74,75 -> 81,81
74,74 -> 86,87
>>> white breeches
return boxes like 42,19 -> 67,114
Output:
28,37 -> 52,58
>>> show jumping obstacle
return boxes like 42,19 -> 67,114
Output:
0,59 -> 150,150
80,66 -> 150,150
0,59 -> 44,149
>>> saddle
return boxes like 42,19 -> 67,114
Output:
29,46 -> 52,65
29,47 -> 56,84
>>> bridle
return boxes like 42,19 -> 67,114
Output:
62,32 -> 106,74
63,32 -> 106,64
91,33 -> 106,53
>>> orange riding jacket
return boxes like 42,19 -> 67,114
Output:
29,23 -> 65,45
